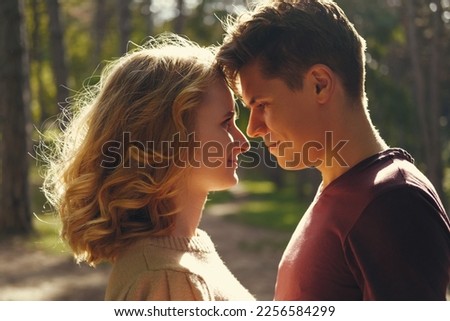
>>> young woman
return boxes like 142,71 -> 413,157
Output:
42,34 -> 254,301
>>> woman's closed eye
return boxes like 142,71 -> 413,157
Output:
222,117 -> 234,131
222,111 -> 236,131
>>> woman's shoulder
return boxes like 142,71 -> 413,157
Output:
108,231 -> 217,284
106,267 -> 212,300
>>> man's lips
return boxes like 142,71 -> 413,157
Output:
265,141 -> 279,149
263,134 -> 279,149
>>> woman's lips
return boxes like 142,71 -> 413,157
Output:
227,158 -> 238,167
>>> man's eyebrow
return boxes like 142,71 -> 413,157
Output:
242,96 -> 259,109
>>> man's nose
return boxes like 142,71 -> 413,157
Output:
246,109 -> 266,138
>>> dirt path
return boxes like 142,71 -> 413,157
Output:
0,206 -> 290,301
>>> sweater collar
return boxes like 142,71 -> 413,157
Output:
142,229 -> 216,253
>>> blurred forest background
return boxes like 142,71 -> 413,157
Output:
0,0 -> 449,239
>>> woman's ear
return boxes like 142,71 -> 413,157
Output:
308,64 -> 334,104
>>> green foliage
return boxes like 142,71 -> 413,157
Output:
366,68 -> 420,156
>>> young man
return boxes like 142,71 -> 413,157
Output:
217,0 -> 450,300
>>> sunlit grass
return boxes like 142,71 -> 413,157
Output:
223,180 -> 308,232
29,163 -> 69,255
235,200 -> 304,231
29,213 -> 69,255
240,180 -> 276,194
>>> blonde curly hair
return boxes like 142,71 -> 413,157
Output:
42,34 -> 222,265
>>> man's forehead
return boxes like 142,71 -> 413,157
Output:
237,63 -> 267,106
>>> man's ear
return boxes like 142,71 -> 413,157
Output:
307,64 -> 334,104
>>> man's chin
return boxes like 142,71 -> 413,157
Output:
276,157 -> 307,171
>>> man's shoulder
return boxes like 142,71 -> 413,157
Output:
336,148 -> 434,197
368,149 -> 442,208
314,148 -> 447,231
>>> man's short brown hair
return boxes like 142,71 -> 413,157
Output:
217,0 -> 367,101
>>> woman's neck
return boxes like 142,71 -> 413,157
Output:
171,189 -> 208,238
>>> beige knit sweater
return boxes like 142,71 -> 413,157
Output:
104,229 -> 255,301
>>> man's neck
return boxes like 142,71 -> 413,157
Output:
318,106 -> 388,188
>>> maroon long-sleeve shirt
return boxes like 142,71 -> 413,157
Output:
275,148 -> 450,300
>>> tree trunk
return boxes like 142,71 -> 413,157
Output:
117,0 -> 132,55
405,1 -> 428,150
0,0 -> 32,236
46,0 -> 69,109
427,2 -> 444,201
174,0 -> 185,34
142,0 -> 154,36
93,0 -> 107,65
404,0 -> 444,201
30,0 -> 49,125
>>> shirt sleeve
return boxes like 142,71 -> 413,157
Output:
344,186 -> 450,300
124,269 -> 213,301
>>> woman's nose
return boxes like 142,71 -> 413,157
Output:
234,127 -> 250,154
